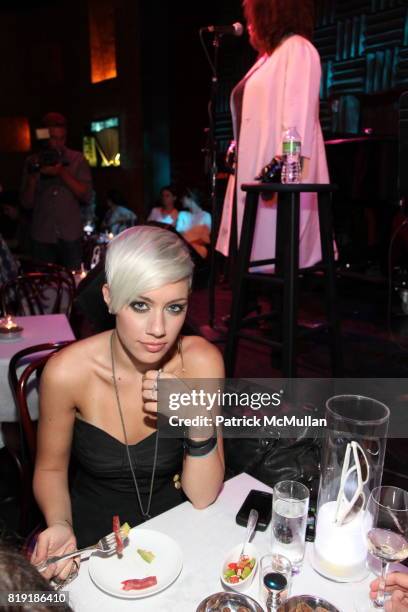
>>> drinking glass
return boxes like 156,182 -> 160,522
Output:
270,480 -> 310,572
259,553 -> 292,608
359,486 -> 408,610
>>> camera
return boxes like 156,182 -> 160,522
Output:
28,148 -> 66,173
27,128 -> 68,174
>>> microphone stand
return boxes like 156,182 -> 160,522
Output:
208,34 -> 220,329
199,29 -> 223,331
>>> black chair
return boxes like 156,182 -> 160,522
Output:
5,341 -> 73,533
1,271 -> 75,318
20,260 -> 76,297
224,183 -> 343,377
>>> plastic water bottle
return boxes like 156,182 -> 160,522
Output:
281,127 -> 301,184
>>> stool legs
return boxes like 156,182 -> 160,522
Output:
318,192 -> 343,375
277,192 -> 300,378
224,187 -> 342,378
224,191 -> 259,376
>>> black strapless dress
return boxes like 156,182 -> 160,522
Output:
70,419 -> 185,547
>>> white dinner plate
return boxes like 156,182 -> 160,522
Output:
88,528 -> 183,599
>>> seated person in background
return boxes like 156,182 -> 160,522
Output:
147,184 -> 180,226
32,225 -> 225,580
0,542 -> 73,611
102,189 -> 137,236
177,188 -> 212,258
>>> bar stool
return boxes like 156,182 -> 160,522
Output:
224,183 -> 343,377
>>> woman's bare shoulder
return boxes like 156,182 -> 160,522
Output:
42,331 -> 110,384
181,335 -> 224,376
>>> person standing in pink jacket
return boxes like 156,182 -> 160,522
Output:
216,0 -> 329,271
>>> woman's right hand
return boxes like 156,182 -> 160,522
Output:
31,522 -> 78,581
370,572 -> 408,611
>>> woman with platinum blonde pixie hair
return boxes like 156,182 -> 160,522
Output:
32,225 -> 225,582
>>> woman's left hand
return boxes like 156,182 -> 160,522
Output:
142,370 -> 176,417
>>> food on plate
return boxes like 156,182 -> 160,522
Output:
293,604 -> 313,612
112,515 -> 131,555
137,548 -> 155,563
121,576 -> 158,591
223,555 -> 256,583
121,522 -> 131,538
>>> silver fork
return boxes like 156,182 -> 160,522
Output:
35,531 -> 118,573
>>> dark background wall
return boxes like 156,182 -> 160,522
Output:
314,0 -> 408,135
0,0 -> 144,217
0,0 -> 407,219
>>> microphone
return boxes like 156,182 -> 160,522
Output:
205,22 -> 244,37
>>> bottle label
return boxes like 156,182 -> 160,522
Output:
283,140 -> 301,155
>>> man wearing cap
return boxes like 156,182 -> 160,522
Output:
21,112 -> 92,269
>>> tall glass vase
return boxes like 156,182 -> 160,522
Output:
312,395 -> 390,582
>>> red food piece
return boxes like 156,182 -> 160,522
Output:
228,563 -> 238,570
228,575 -> 240,584
112,515 -> 123,555
121,576 -> 158,591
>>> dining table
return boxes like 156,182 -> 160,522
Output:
66,472 -> 407,612
0,313 -> 75,449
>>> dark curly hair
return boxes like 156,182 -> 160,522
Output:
0,543 -> 73,611
243,0 -> 314,54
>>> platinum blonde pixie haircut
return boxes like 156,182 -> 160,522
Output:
105,225 -> 194,314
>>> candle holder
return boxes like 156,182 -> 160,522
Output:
0,315 -> 23,341
312,395 -> 390,582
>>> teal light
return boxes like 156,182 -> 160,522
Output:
90,117 -> 119,133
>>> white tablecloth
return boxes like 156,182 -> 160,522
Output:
66,473 -> 387,612
0,314 -> 75,447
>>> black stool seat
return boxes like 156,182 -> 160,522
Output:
224,182 -> 343,377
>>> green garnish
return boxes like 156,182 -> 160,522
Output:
137,548 -> 155,563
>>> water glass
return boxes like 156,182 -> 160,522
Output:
271,480 -> 310,572
259,553 -> 292,608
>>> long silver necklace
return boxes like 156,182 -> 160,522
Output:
110,331 -> 159,520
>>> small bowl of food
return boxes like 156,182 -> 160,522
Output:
277,594 -> 341,612
220,542 -> 258,593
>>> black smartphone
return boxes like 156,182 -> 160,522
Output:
236,489 -> 273,531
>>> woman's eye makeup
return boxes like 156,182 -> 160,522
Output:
129,301 -> 187,314
166,303 -> 187,314
130,301 -> 149,312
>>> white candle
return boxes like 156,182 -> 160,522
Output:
313,501 -> 370,582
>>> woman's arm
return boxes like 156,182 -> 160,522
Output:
142,338 -> 225,508
281,36 -> 322,161
33,351 -> 77,528
180,339 -> 225,508
31,349 -> 80,579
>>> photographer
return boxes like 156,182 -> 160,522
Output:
21,112 -> 92,269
